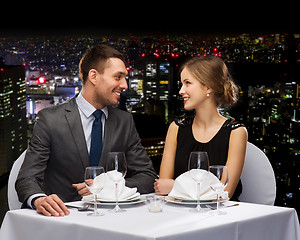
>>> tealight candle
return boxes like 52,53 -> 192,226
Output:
149,203 -> 162,213
146,195 -> 164,213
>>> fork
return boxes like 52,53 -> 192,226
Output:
65,204 -> 93,211
205,203 -> 239,210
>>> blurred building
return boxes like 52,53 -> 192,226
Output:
0,64 -> 27,176
140,55 -> 184,122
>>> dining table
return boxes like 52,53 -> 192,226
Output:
0,198 -> 299,240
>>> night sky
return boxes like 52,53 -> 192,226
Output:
1,4 -> 299,37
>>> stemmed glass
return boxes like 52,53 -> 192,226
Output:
209,165 -> 229,215
84,166 -> 106,216
188,151 -> 210,213
106,152 -> 127,213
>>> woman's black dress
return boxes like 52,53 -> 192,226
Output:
174,117 -> 245,201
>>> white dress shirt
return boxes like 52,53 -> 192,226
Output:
75,92 -> 108,153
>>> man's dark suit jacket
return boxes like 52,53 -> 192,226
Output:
16,97 -> 157,205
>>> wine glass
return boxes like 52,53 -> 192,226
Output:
84,166 -> 106,216
209,165 -> 229,215
106,152 -> 127,213
188,151 -> 210,213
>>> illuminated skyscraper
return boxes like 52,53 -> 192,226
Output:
143,57 -> 175,120
0,64 -> 27,176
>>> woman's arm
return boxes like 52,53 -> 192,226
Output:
225,126 -> 248,198
154,122 -> 178,195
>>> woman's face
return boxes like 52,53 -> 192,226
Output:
179,67 -> 210,110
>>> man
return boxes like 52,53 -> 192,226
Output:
16,45 -> 157,217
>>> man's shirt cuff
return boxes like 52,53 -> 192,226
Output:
27,193 -> 47,209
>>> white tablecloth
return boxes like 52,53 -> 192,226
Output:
1,201 -> 299,240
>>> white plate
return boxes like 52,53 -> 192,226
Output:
82,195 -> 146,206
166,196 -> 229,205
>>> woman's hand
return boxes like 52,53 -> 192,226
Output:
154,179 -> 175,195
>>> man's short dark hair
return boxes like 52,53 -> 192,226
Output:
79,45 -> 124,84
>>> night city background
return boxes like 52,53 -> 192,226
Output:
0,11 -> 299,224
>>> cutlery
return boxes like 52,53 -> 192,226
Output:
65,204 -> 93,211
205,203 -> 239,210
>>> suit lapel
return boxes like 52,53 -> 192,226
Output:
64,97 -> 89,168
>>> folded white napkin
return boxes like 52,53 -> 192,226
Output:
169,169 -> 228,201
82,170 -> 140,202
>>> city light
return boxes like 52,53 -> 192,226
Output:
38,76 -> 46,84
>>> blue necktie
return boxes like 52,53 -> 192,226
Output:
89,110 -> 103,166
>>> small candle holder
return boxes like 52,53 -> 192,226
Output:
146,195 -> 165,213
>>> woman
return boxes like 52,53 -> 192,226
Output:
154,56 -> 248,200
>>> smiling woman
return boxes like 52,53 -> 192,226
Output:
180,56 -> 239,107
155,56 -> 248,201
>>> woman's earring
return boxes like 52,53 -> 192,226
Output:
206,93 -> 210,97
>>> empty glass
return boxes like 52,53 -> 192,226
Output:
84,166 -> 106,216
209,165 -> 229,215
188,151 -> 210,213
106,152 -> 127,213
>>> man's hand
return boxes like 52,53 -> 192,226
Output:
33,194 -> 70,217
72,182 -> 92,198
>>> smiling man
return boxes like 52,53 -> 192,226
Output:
16,45 -> 157,217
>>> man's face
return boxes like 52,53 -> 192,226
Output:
94,58 -> 128,107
